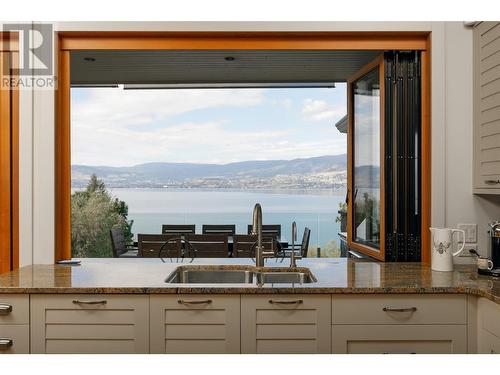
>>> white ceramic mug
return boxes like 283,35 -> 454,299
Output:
478,257 -> 494,271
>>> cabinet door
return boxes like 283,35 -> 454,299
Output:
150,295 -> 240,354
477,297 -> 500,353
479,329 -> 500,354
241,295 -> 331,354
473,22 -> 500,192
332,325 -> 467,354
30,295 -> 149,354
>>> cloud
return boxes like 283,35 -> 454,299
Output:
71,88 -> 347,167
301,99 -> 345,122
72,88 -> 264,131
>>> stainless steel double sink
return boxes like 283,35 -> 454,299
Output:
165,265 -> 316,284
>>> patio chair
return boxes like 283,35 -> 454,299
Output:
278,227 -> 311,258
137,234 -> 182,258
161,224 -> 196,235
247,224 -> 281,240
186,234 -> 229,258
202,224 -> 236,236
232,234 -> 275,258
110,228 -> 138,258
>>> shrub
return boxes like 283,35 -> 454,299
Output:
71,174 -> 133,257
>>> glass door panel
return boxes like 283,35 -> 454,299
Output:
347,56 -> 385,260
353,68 -> 381,248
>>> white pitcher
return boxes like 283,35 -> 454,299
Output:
429,227 -> 466,272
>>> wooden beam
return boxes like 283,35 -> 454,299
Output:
0,52 -> 12,273
11,52 -> 19,270
58,32 -> 429,51
0,32 -> 19,52
55,49 -> 71,261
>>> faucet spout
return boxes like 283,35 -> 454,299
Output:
252,203 -> 274,267
252,203 -> 264,266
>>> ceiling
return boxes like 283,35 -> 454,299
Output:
70,50 -> 382,85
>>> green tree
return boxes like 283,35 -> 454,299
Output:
71,174 -> 133,257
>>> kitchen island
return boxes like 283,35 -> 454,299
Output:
0,258 -> 499,354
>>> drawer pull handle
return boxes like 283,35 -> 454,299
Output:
485,179 -> 500,185
269,299 -> 304,305
0,304 -> 13,315
0,338 -> 13,350
383,307 -> 417,313
177,299 -> 212,305
383,352 -> 416,354
72,300 -> 107,305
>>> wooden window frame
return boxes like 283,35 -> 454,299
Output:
0,32 -> 19,273
347,55 -> 385,261
55,31 -> 431,263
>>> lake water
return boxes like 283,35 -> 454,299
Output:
109,188 -> 347,249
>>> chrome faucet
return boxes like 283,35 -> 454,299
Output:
290,221 -> 302,268
251,203 -> 274,267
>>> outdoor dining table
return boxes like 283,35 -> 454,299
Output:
134,234 -> 288,258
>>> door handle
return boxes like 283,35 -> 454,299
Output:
0,338 -> 13,350
383,307 -> 417,313
268,299 -> 303,305
72,300 -> 107,305
485,179 -> 500,185
177,299 -> 212,305
0,304 -> 12,315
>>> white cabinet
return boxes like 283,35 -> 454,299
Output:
332,294 -> 468,354
241,295 -> 331,353
30,295 -> 149,354
7,292 -> 499,354
473,22 -> 500,193
332,325 -> 467,354
150,295 -> 240,353
477,297 -> 500,354
0,295 -> 29,354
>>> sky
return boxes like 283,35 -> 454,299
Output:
71,85 -> 347,167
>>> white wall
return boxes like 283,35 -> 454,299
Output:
443,22 -> 500,257
12,21 -> 499,264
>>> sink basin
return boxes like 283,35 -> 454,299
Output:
165,266 -> 254,284
165,265 -> 316,284
256,271 -> 315,284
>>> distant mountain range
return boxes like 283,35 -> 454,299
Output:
71,154 -> 367,189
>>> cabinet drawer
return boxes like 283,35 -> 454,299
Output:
30,295 -> 149,354
241,295 -> 331,354
150,295 -> 240,354
332,294 -> 466,325
0,325 -> 29,354
0,295 -> 29,325
332,325 -> 467,354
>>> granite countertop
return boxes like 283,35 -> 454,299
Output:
0,258 -> 499,304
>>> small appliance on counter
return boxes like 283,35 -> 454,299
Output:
478,221 -> 500,277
